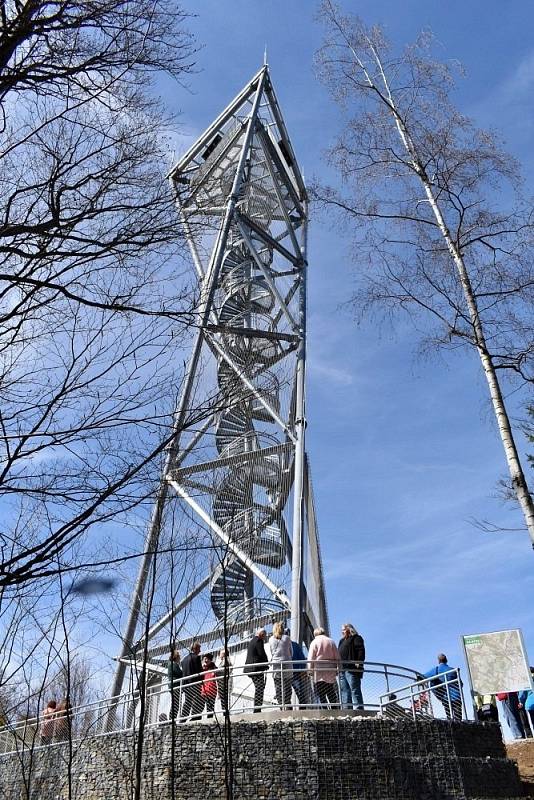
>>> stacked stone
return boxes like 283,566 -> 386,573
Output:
0,717 -> 524,799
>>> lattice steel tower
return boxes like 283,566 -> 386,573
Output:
112,66 -> 327,694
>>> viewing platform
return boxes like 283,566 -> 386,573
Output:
0,661 -> 525,800
0,660 -> 468,754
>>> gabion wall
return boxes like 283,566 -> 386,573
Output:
0,717 -> 523,800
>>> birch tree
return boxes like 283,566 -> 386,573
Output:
315,1 -> 534,547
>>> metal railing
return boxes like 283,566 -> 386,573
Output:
0,661 -> 465,756
379,667 -> 467,722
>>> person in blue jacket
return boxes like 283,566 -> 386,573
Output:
286,631 -> 310,708
422,653 -> 462,721
519,668 -> 534,735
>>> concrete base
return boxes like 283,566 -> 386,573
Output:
230,707 -> 377,722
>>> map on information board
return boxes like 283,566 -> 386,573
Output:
462,629 -> 533,694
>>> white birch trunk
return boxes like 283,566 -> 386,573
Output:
370,50 -> 534,547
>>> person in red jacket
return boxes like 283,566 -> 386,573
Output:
201,653 -> 218,719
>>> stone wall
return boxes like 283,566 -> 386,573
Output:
0,716 -> 524,800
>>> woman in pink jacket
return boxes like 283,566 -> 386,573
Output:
308,627 -> 340,708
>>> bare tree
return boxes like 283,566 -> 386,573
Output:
0,0 -> 202,588
314,1 -> 534,546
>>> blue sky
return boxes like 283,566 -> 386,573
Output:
162,0 -> 534,686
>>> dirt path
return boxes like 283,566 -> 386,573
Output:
507,741 -> 534,797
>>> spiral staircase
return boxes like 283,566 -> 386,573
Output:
209,230 -> 290,623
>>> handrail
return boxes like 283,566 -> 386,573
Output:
379,667 -> 466,722
0,660 -> 465,756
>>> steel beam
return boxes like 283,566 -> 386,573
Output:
290,199 -> 308,644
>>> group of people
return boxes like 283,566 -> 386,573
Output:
167,644 -> 232,721
474,667 -> 534,739
40,699 -> 71,743
37,635 -> 534,738
167,628 -> 470,724
167,622 -> 366,719
243,623 -> 366,712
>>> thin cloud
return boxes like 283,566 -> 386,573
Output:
471,49 -> 534,140
324,525 -> 526,593
308,358 -> 354,386
499,50 -> 534,99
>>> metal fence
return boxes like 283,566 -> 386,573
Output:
379,667 -> 467,721
0,661 -> 466,756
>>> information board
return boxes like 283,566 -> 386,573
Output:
462,629 -> 532,694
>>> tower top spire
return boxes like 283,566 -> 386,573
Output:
263,45 -> 268,66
